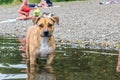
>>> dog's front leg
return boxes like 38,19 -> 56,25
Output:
26,44 -> 29,58
30,52 -> 37,66
30,57 -> 36,66
47,53 -> 55,65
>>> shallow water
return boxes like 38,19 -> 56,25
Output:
0,36 -> 120,80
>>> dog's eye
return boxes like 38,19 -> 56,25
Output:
39,24 -> 44,28
48,23 -> 53,28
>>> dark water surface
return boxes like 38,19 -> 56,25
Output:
0,36 -> 120,80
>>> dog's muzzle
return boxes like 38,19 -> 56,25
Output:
41,30 -> 52,37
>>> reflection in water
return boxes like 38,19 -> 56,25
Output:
26,61 -> 56,80
0,36 -> 120,80
0,36 -> 27,80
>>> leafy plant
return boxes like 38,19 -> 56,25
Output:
0,0 -> 13,4
29,0 -> 40,3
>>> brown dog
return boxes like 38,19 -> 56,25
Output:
26,15 -> 59,65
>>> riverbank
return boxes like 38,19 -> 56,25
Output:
0,1 -> 120,50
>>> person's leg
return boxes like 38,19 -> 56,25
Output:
38,0 -> 44,7
26,15 -> 33,20
46,0 -> 52,7
16,14 -> 27,20
44,1 -> 48,7
38,0 -> 48,7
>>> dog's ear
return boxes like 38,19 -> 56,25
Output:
32,17 -> 41,25
51,16 -> 59,25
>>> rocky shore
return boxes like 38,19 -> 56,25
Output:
0,1 -> 120,50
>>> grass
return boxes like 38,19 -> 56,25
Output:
0,3 -> 14,8
0,2 -> 20,8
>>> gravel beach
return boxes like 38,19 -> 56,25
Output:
0,1 -> 120,50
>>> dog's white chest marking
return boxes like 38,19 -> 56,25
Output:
40,37 -> 52,57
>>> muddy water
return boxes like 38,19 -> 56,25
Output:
0,36 -> 120,80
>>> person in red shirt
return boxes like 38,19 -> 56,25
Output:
16,0 -> 32,20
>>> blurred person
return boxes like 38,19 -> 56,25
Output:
38,0 -> 53,7
38,0 -> 48,7
99,0 -> 119,4
16,0 -> 33,20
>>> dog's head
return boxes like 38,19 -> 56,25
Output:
33,16 -> 59,37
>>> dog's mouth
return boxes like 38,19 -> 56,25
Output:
41,34 -> 52,37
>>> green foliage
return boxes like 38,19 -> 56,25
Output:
0,0 -> 86,5
12,0 -> 21,5
0,0 -> 13,4
29,0 -> 40,3
0,0 -> 22,4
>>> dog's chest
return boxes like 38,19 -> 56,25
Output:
39,38 -> 52,57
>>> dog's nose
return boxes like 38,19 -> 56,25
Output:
44,30 -> 49,36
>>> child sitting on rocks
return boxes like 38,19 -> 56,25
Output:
16,0 -> 33,20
